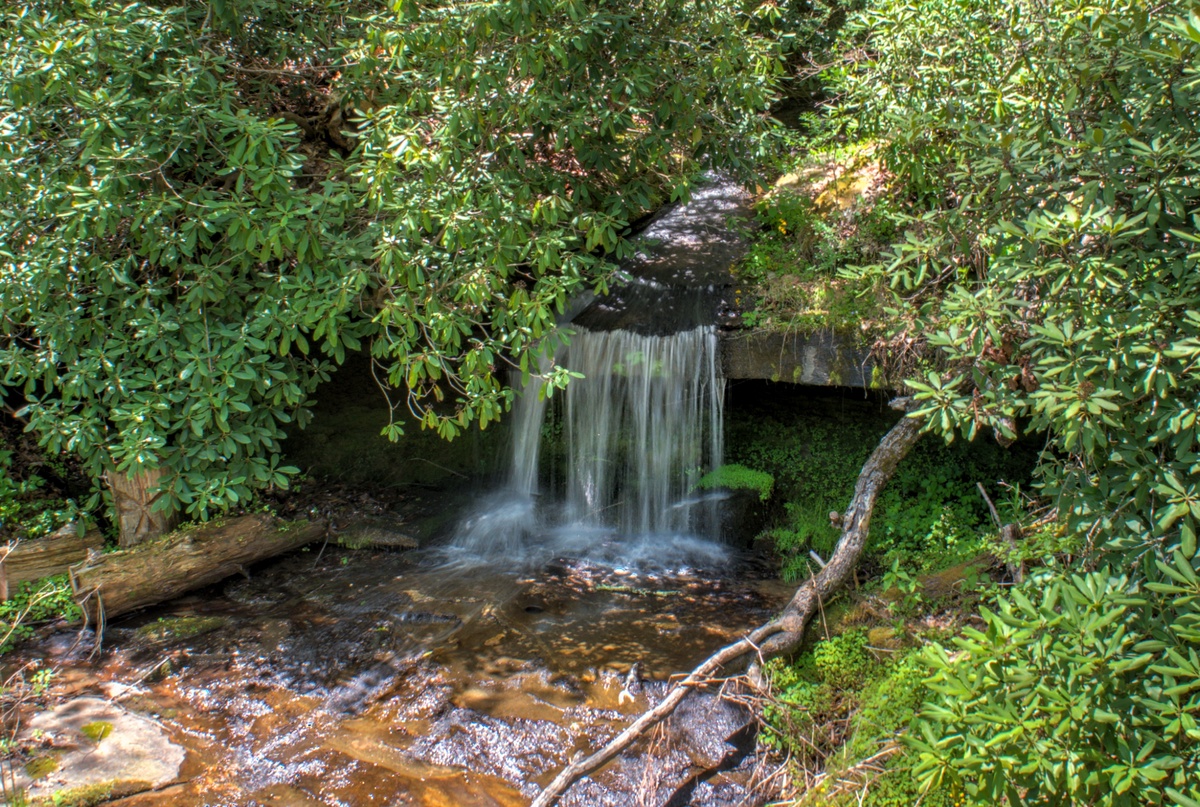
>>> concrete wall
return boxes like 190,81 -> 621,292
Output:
719,329 -> 881,387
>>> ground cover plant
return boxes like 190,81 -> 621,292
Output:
723,388 -> 1036,581
734,141 -> 898,334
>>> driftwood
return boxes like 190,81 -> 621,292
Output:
530,398 -> 925,807
0,523 -> 105,600
69,514 -> 326,624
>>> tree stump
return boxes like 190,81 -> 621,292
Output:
107,468 -> 178,548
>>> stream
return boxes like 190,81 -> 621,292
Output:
28,532 -> 790,806
8,176 -> 777,807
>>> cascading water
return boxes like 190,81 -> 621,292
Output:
448,324 -> 728,570
562,325 -> 724,539
448,175 -> 749,570
449,374 -> 548,560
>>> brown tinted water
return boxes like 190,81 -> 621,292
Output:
26,543 -> 790,806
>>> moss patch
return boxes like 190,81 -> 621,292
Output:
135,615 -> 226,644
33,779 -> 152,807
24,754 -> 59,779
79,721 -> 114,743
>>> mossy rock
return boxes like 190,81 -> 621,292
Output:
135,615 -> 227,644
80,721 -> 114,743
865,626 -> 904,650
33,779 -> 153,807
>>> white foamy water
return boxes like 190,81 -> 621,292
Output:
446,325 -> 728,572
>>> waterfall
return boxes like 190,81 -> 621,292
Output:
561,326 -> 725,538
448,373 -> 548,560
506,373 -> 549,499
447,175 -> 747,568
448,324 -> 727,568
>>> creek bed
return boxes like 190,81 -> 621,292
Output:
18,539 -> 790,806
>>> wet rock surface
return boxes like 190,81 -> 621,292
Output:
573,176 -> 753,335
13,545 -> 789,806
15,696 -> 185,801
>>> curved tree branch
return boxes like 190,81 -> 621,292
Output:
757,397 -> 923,659
529,397 -> 924,807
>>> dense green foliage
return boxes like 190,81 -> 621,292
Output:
913,558 -> 1200,806
0,450 -> 80,542
758,1 -> 1200,804
724,391 -> 1035,580
765,635 -> 965,807
0,0 -> 779,522
834,0 -> 1200,556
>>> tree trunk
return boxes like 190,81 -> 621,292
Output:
756,401 -> 924,659
529,399 -> 925,807
0,523 -> 105,600
107,468 -> 178,548
69,513 -> 326,624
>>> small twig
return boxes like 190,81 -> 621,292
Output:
113,654 -> 176,696
529,620 -> 784,807
977,482 -> 1025,583
976,482 -> 1003,528
311,523 -> 334,569
811,565 -> 830,643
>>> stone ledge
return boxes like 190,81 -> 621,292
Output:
719,328 -> 880,387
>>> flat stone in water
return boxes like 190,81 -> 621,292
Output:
17,696 -> 185,801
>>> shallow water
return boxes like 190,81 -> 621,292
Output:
26,534 -> 790,806
14,175 -> 777,806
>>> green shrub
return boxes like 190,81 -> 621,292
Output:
813,629 -> 873,689
910,553 -> 1200,806
761,656 -> 843,761
764,642 -> 964,807
724,395 -> 1036,576
771,500 -> 841,581
830,0 -> 1200,557
0,575 -> 82,653
861,753 -> 963,807
0,450 -> 81,542
844,652 -> 928,762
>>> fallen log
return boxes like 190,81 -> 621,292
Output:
68,514 -> 326,624
530,398 -> 925,807
0,523 -> 105,601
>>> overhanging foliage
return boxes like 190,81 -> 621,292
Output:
0,0 -> 780,521
835,0 -> 1200,557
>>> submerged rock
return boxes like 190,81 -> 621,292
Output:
133,615 -> 227,645
336,514 -> 419,551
